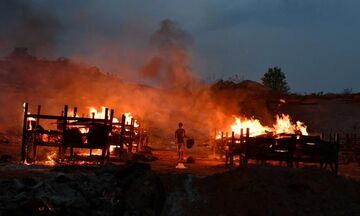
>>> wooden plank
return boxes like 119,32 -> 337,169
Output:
27,114 -> 108,122
26,130 -> 62,135
27,114 -> 66,120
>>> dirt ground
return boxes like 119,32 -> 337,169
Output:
1,141 -> 360,180
1,142 -> 360,215
151,148 -> 360,181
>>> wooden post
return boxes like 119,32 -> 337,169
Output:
106,109 -> 114,161
230,131 -> 235,166
101,108 -> 109,164
104,108 -> 109,124
122,113 -> 126,123
73,107 -> 77,117
33,105 -> 41,162
100,108 -> 108,163
109,109 -> 114,126
120,114 -> 126,153
129,118 -> 135,153
60,105 -> 68,160
244,128 -> 250,165
137,123 -> 142,152
21,102 -> 29,162
70,106 -> 75,159
240,128 -> 244,143
89,112 -> 95,156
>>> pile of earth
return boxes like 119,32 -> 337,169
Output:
0,163 -> 165,216
161,165 -> 360,216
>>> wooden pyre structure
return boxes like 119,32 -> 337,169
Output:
215,129 -> 340,174
21,103 -> 148,164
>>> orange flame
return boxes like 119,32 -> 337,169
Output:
44,152 -> 57,166
273,114 -> 308,135
230,117 -> 271,137
218,113 -> 308,138
124,112 -> 139,127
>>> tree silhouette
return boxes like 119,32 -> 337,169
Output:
261,67 -> 290,94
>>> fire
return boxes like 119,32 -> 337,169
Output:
230,117 -> 271,137
87,107 -> 138,154
27,115 -> 36,130
88,107 -> 118,122
76,149 -> 102,156
273,114 -> 308,135
218,113 -> 308,138
124,112 -> 139,127
87,107 -> 138,126
44,152 -> 57,166
296,121 -> 308,135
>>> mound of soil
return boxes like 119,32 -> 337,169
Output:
161,165 -> 360,216
0,163 -> 165,216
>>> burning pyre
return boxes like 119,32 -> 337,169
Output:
23,104 -> 146,165
217,113 -> 308,139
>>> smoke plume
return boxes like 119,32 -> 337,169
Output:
0,0 -> 61,54
141,19 -> 197,92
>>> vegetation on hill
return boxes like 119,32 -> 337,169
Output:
261,66 -> 290,94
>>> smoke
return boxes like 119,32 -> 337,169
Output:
141,19 -> 197,92
0,0 -> 61,55
0,19 -> 271,150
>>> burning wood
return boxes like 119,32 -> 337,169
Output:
214,122 -> 339,174
217,113 -> 308,139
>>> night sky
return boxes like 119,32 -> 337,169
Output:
1,0 -> 359,93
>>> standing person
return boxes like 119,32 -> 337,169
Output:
175,122 -> 187,161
